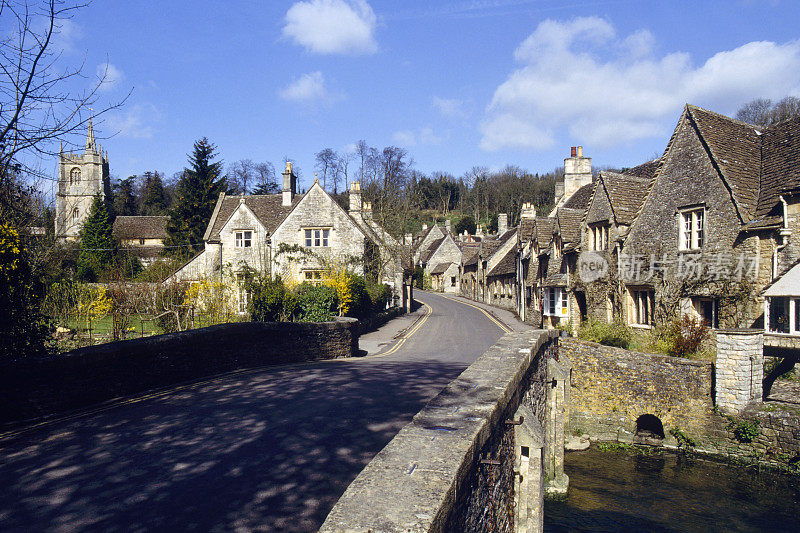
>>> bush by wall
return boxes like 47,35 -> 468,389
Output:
578,319 -> 632,348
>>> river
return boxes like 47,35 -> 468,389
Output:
544,446 -> 800,532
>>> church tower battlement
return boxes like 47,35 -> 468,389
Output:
55,119 -> 111,241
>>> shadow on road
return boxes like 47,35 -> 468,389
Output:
0,358 -> 470,531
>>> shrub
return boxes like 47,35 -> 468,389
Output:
366,281 -> 392,313
660,315 -> 709,358
295,282 -> 337,322
248,276 -> 288,322
578,319 -> 632,348
728,418 -> 760,443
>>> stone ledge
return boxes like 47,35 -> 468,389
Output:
320,330 -> 557,533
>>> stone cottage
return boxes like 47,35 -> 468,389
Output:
170,163 -> 403,310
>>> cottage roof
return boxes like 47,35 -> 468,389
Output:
597,171 -> 653,226
562,182 -> 595,210
487,248 -> 516,278
206,193 -> 304,242
763,260 -> 800,297
461,245 -> 480,267
430,262 -> 453,275
686,105 -> 763,223
112,216 -> 169,240
534,217 -> 554,251
543,254 -> 567,287
419,237 -> 445,264
518,218 -> 536,243
555,208 -> 583,246
759,115 -> 800,217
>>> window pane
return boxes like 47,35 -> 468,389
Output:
322,229 -> 329,246
305,229 -> 312,247
695,211 -> 704,248
235,232 -> 242,247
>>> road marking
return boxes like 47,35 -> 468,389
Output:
371,302 -> 433,357
437,294 -> 512,334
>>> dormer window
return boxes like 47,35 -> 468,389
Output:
679,207 -> 704,250
589,222 -> 610,251
235,230 -> 253,248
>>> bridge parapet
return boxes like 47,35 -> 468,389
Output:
320,330 -> 564,533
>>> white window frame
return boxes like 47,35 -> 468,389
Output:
693,297 -> 720,329
303,270 -> 324,284
629,289 -> 654,326
543,287 -> 568,317
679,207 -> 704,250
235,230 -> 253,248
304,228 -> 330,247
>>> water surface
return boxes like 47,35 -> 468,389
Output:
545,446 -> 800,532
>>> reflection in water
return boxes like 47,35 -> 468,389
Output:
545,447 -> 800,532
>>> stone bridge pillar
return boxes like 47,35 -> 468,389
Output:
715,329 -> 763,415
544,356 -> 571,494
513,403 -> 544,533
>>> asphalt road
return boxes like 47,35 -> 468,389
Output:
0,291 -> 507,532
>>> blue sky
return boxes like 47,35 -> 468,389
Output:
47,0 -> 800,191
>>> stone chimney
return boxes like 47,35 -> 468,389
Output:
349,181 -> 362,214
405,233 -> 413,245
363,201 -> 373,220
498,213 -> 508,235
445,219 -> 451,233
520,202 -> 536,220
282,161 -> 296,207
562,145 -> 592,201
422,223 -> 428,232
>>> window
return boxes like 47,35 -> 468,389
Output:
70,167 -> 81,185
768,297 -> 791,334
72,207 -> 79,220
304,228 -> 330,247
693,297 -> 720,329
630,289 -> 654,326
679,208 -> 704,250
543,287 -> 568,317
236,274 -> 249,314
139,238 -> 146,245
303,270 -> 323,284
589,223 -> 610,251
450,276 -> 457,287
235,230 -> 252,248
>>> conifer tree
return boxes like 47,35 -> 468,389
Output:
112,177 -> 138,216
139,171 -> 169,215
77,194 -> 117,281
165,138 -> 227,256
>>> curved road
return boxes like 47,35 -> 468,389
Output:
0,292 -> 507,531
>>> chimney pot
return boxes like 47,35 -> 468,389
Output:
577,146 -> 583,157
571,146 -> 577,157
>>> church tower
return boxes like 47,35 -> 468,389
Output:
55,119 -> 111,241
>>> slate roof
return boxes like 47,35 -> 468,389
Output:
759,115 -> 800,217
534,217 -> 554,251
623,157 -> 662,181
487,249 -> 516,278
543,253 -> 567,287
562,182 -> 595,210
597,171 -> 653,226
206,193 -> 304,242
112,216 -> 169,240
430,262 -> 453,275
419,237 -> 445,264
556,208 -> 583,246
686,105 -> 763,223
460,243 -> 481,267
518,218 -> 536,242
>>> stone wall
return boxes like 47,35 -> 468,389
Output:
563,337 -> 715,444
0,319 -> 359,426
320,330 -> 561,533
715,330 -> 764,414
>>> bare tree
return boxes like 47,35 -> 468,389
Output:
337,149 -> 353,192
0,0 -> 126,182
736,96 -> 800,127
253,161 -> 278,194
228,159 -> 256,195
314,148 -> 338,191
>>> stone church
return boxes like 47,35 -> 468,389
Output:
55,121 -> 168,261
55,120 -> 112,241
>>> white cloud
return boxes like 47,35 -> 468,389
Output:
279,71 -> 331,103
283,0 -> 378,55
106,104 -> 160,139
97,63 -> 125,92
433,97 -> 468,119
392,127 -> 446,147
480,16 -> 800,151
49,18 -> 83,53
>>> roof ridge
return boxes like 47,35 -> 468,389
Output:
686,103 -> 761,130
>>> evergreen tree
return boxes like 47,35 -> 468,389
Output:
139,171 -> 168,215
165,138 -> 227,256
77,194 -> 117,281
112,177 -> 138,216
